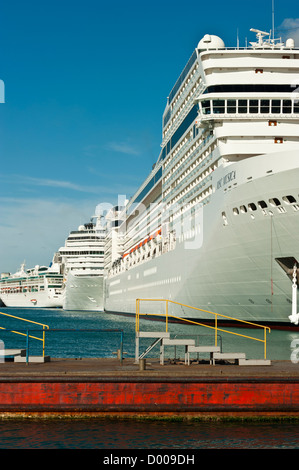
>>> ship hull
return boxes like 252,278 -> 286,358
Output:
0,291 -> 62,308
63,272 -> 104,311
104,150 -> 299,325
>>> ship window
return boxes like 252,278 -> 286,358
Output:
283,100 -> 292,113
202,100 -> 211,115
283,195 -> 296,204
269,197 -> 281,206
258,200 -> 268,209
249,100 -> 259,113
204,85 -> 299,94
240,205 -> 247,213
248,203 -> 257,211
233,207 -> 239,215
238,100 -> 247,113
294,101 -> 299,113
261,100 -> 270,113
213,100 -> 225,114
227,100 -> 236,113
271,100 -> 281,113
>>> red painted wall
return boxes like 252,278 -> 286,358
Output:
0,380 -> 299,412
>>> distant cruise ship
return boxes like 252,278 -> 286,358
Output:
0,262 -> 63,308
103,28 -> 299,327
56,216 -> 106,311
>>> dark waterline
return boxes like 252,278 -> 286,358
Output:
0,418 -> 299,449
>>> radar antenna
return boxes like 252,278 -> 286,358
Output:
250,28 -> 270,47
249,27 -> 283,49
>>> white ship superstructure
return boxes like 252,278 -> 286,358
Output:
0,262 -> 63,308
104,28 -> 299,326
57,216 -> 106,311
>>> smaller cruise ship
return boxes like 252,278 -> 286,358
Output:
0,261 -> 64,308
56,216 -> 106,311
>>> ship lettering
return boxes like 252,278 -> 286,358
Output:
217,170 -> 236,189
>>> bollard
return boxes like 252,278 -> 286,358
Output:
117,348 -> 123,365
139,358 -> 146,371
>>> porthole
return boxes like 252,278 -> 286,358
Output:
283,195 -> 296,204
248,203 -> 257,211
258,200 -> 268,209
240,205 -> 247,213
233,207 -> 239,215
269,198 -> 281,207
222,211 -> 228,225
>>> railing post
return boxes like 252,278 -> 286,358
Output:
166,300 -> 168,333
215,314 -> 218,346
43,326 -> 46,358
135,299 -> 139,364
264,328 -> 267,360
120,331 -> 123,365
26,330 -> 29,365
136,299 -> 140,332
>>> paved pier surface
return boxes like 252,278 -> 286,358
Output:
0,357 -> 298,378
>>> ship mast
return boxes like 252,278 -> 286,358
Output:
272,0 -> 275,41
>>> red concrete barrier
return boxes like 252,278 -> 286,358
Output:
0,377 -> 299,413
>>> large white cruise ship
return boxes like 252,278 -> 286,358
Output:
103,28 -> 299,327
57,216 -> 106,311
0,261 -> 64,308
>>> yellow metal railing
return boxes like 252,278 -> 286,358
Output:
136,299 -> 271,360
0,311 -> 49,357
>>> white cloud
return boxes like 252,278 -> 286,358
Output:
276,18 -> 299,45
105,140 -> 141,156
0,173 -> 133,196
0,174 -> 104,194
0,197 -> 97,273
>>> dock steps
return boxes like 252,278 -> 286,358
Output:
0,349 -> 26,358
212,352 -> 246,365
136,331 -> 170,338
162,338 -> 195,346
0,348 -> 50,363
238,359 -> 271,366
161,338 -> 196,365
139,337 -> 165,361
135,331 -> 271,366
188,345 -> 221,353
187,345 -> 221,365
135,331 -> 170,362
14,355 -> 50,363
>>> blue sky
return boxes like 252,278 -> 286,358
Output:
0,0 -> 298,272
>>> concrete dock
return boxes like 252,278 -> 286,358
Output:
0,357 -> 299,419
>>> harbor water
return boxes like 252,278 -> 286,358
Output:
0,307 -> 299,449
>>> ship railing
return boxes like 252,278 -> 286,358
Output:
135,299 -> 271,360
0,311 -> 49,357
